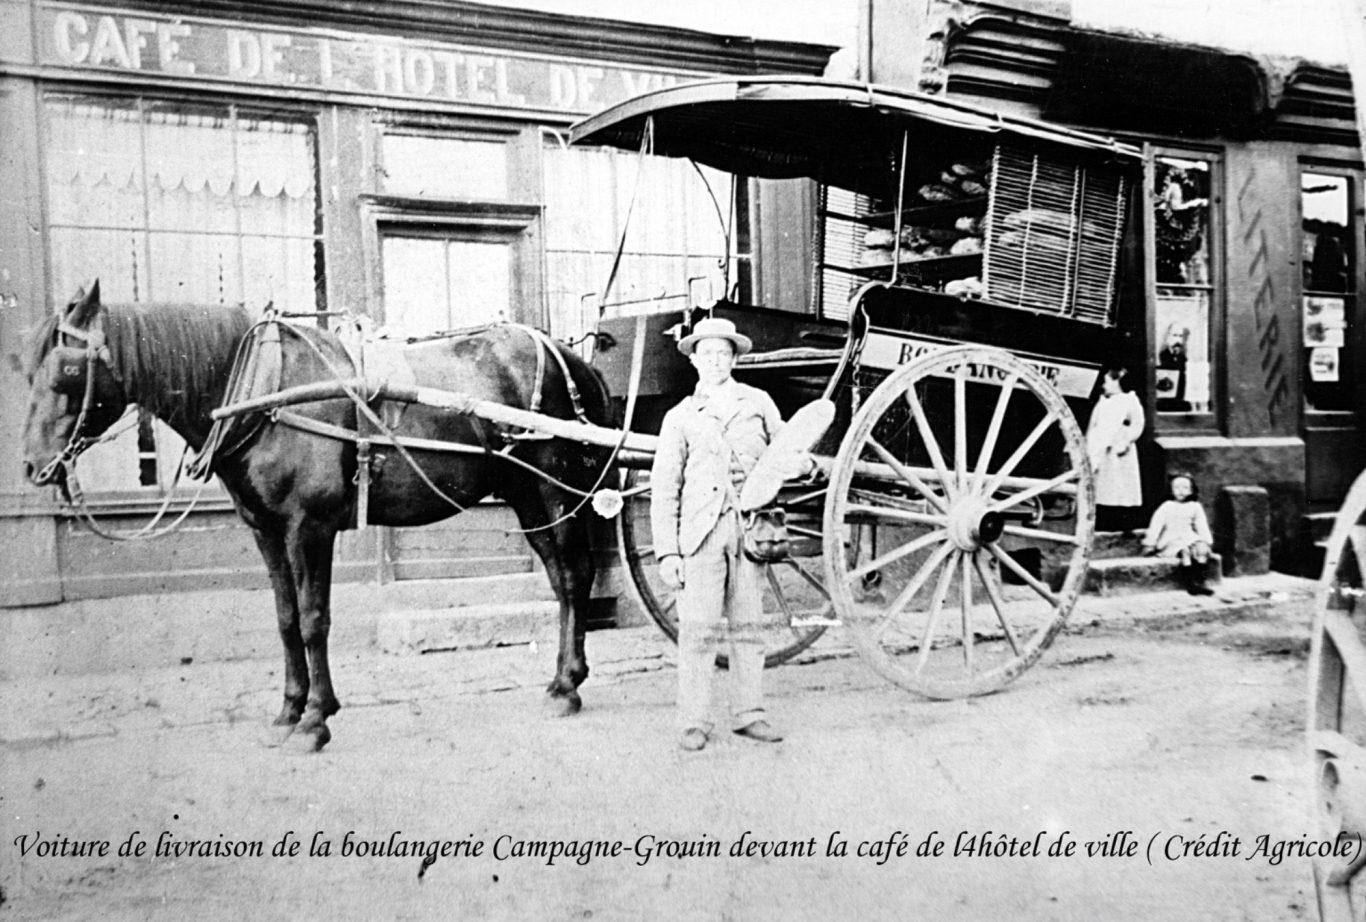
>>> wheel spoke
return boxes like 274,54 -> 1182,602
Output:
904,385 -> 958,502
954,364 -> 968,495
912,549 -> 961,675
973,553 -> 1021,655
846,502 -> 946,528
973,371 -> 1019,495
1324,610 -> 1366,712
782,556 -> 833,599
847,528 -> 948,583
869,439 -> 951,514
987,542 -> 1059,606
766,565 -> 798,625
877,540 -> 956,630
1002,523 -> 1082,545
981,408 -> 1061,498
988,469 -> 1080,515
960,551 -> 974,672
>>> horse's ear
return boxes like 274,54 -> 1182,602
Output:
65,279 -> 101,326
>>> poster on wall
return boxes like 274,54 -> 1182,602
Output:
1303,295 -> 1346,347
1310,345 -> 1341,382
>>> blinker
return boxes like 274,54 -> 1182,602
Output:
50,345 -> 88,394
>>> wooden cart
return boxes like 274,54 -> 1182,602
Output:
571,77 -> 1147,699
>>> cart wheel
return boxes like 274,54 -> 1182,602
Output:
617,469 -> 829,668
822,346 -> 1094,698
1309,471 -> 1366,922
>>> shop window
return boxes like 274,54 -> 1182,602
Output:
1301,171 -> 1357,412
380,233 -> 513,335
42,94 -> 320,494
1152,155 -> 1216,416
541,140 -> 744,347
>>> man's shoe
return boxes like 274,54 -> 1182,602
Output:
733,720 -> 783,743
679,728 -> 708,751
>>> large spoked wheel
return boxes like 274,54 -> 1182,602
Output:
823,346 -> 1094,699
617,469 -> 830,668
1308,471 -> 1366,922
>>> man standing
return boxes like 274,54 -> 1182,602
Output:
650,316 -> 784,752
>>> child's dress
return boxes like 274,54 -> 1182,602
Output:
1143,499 -> 1212,558
1086,390 -> 1144,527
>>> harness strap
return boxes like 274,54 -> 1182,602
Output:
355,439 -> 371,530
271,409 -> 596,500
507,324 -> 589,423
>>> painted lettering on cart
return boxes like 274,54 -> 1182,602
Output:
1235,168 -> 1292,426
41,4 -> 686,113
857,331 -> 1098,399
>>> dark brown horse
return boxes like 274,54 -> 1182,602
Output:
22,282 -> 614,751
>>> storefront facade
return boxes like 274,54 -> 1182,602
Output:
0,0 -> 835,605
864,0 -> 1362,572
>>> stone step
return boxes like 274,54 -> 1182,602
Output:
1090,530 -> 1148,560
1084,553 -> 1222,596
377,600 -> 566,655
375,572 -> 557,611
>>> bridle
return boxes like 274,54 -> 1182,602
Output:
34,317 -> 126,486
35,315 -> 206,541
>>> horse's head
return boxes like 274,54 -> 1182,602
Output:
22,280 -> 131,488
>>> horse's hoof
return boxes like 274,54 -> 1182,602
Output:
260,721 -> 298,749
283,722 -> 331,754
544,692 -> 582,718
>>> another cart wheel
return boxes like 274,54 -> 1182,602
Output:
617,469 -> 829,668
1309,471 -> 1366,922
822,346 -> 1094,698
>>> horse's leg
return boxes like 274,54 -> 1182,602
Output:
514,487 -> 593,716
250,526 -> 309,746
283,516 -> 342,752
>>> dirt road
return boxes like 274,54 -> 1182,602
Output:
0,584 -> 1326,921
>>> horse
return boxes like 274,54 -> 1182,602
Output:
21,281 -> 616,752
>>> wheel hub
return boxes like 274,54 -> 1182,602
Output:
946,498 -> 1003,550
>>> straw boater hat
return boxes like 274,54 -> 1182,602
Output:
677,316 -> 753,356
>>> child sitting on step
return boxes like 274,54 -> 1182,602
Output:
1141,473 -> 1214,595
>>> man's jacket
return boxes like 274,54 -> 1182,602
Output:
650,380 -> 782,559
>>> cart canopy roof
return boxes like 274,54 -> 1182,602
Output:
569,76 -> 1143,190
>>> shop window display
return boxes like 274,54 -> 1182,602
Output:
1153,157 -> 1213,414
1301,171 -> 1356,412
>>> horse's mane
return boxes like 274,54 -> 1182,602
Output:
31,300 -> 254,428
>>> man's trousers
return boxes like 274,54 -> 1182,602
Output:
675,510 -> 767,733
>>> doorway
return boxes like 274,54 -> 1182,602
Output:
1300,167 -> 1366,504
372,212 -> 541,580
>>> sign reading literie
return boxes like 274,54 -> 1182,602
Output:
35,2 -> 694,114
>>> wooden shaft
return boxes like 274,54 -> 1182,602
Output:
211,377 -> 660,455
